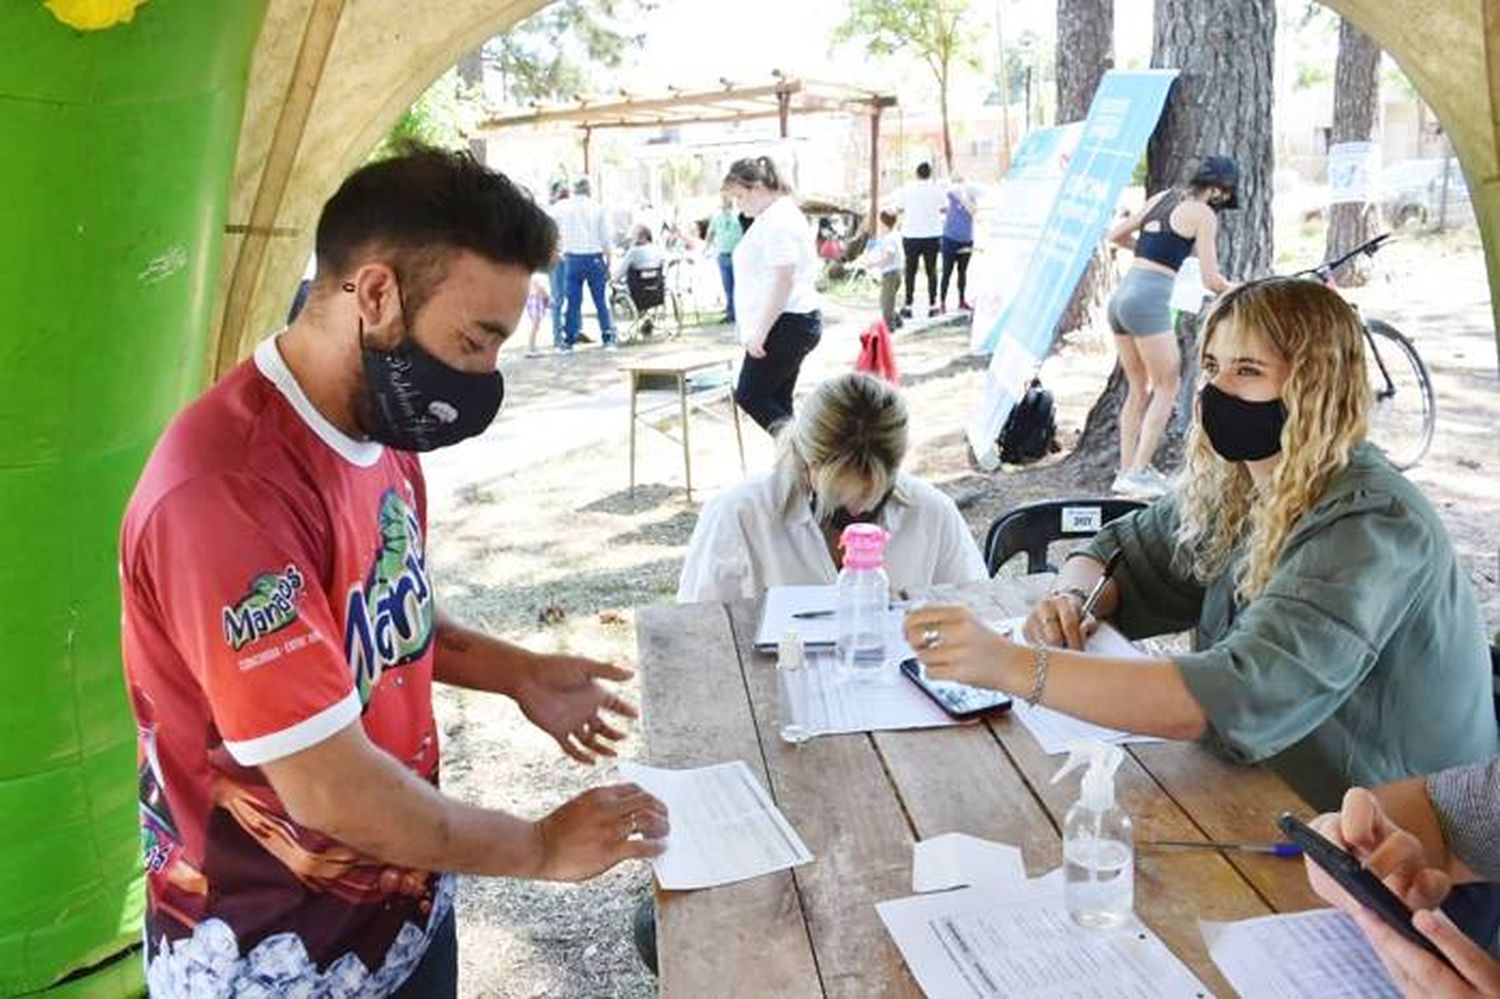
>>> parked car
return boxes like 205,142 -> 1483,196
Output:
1378,157 -> 1474,229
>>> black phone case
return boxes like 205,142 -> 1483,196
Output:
899,658 -> 1012,720
1277,812 -> 1456,969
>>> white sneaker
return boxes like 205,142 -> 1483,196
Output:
1112,470 -> 1169,499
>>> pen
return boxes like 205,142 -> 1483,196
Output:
1079,550 -> 1123,621
792,601 -> 909,620
1143,838 -> 1304,858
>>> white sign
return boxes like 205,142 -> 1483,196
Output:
1328,141 -> 1377,205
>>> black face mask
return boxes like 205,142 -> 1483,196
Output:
812,489 -> 894,531
349,283 -> 504,452
1199,382 -> 1285,462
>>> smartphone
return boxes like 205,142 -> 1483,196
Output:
899,658 -> 1012,720
1277,811 -> 1456,969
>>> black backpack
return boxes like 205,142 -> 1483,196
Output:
998,378 -> 1057,464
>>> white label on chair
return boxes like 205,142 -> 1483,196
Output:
1061,506 -> 1102,533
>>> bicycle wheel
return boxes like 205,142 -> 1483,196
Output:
1363,319 -> 1435,469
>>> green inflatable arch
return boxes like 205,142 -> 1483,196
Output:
0,3 -> 264,993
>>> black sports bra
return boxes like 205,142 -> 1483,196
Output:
1133,191 -> 1195,271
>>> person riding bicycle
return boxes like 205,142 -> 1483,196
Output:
1105,155 -> 1240,498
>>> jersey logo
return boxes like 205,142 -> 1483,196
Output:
343,489 -> 434,705
221,565 -> 306,651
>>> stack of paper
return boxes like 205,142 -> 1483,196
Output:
618,760 -> 812,890
996,617 -> 1166,756
879,880 -> 1213,998
1202,909 -> 1402,998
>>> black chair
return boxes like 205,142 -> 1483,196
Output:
613,265 -> 682,342
983,497 -> 1147,576
1491,643 -> 1499,724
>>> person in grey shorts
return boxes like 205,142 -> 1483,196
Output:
1307,757 -> 1500,996
1104,156 -> 1239,498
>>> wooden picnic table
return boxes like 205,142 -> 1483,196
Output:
636,576 -> 1325,999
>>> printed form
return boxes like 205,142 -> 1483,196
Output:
1202,909 -> 1402,998
878,882 -> 1213,998
617,760 -> 812,890
799,648 -> 959,736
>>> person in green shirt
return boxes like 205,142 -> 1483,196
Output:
707,191 -> 744,325
905,277 -> 1496,809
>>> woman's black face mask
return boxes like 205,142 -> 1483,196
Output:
1198,382 -> 1285,462
811,488 -> 894,531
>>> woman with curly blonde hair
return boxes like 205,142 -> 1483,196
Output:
903,279 -> 1495,808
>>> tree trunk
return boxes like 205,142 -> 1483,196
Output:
1324,19 -> 1381,285
457,48 -> 487,165
1055,0 -> 1114,335
1071,0 -> 1276,482
938,69 -> 955,173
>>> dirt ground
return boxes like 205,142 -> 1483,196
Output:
421,228 -> 1499,998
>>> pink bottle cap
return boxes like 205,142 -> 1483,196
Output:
840,523 -> 890,570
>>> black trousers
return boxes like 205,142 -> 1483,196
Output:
735,310 -> 822,433
902,236 -> 940,308
940,236 -> 973,305
391,908 -> 458,998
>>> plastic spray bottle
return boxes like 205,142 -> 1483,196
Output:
1051,739 -> 1134,928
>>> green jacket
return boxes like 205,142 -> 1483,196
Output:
1083,443 -> 1497,809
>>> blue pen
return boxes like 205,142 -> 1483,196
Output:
1145,839 -> 1304,858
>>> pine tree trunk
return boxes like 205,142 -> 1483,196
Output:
1324,19 -> 1381,285
1071,0 -> 1276,481
1055,0 -> 1115,335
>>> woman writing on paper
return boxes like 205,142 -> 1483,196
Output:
677,372 -> 986,604
904,279 -> 1496,809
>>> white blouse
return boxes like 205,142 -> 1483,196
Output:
731,195 -> 821,342
676,472 -> 988,604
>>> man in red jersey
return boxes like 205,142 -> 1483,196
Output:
121,147 -> 668,998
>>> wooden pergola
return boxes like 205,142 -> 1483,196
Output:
477,75 -> 898,232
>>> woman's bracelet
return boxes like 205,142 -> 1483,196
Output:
1050,586 -> 1089,606
1024,644 -> 1050,707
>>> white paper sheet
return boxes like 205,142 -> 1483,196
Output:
1201,909 -> 1402,999
878,882 -> 1215,999
617,760 -> 813,890
795,648 -> 961,736
913,833 -> 1026,893
994,617 -> 1166,756
755,584 -> 909,651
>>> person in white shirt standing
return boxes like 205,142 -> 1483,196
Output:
895,161 -> 947,319
554,177 -> 617,351
724,156 -> 822,433
676,372 -> 987,603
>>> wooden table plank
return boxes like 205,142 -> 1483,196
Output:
726,600 -> 926,999
873,725 -> 1062,877
638,602 -> 822,999
1131,742 -> 1324,914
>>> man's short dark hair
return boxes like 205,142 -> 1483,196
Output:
916,162 -> 932,180
315,144 -> 557,318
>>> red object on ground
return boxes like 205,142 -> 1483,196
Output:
854,318 -> 901,385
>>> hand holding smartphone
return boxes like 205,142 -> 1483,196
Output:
900,658 -> 1012,720
1277,811 -> 1457,970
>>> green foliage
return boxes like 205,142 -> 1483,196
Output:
1295,63 -> 1331,91
374,69 -> 474,159
832,0 -> 980,87
485,0 -> 652,106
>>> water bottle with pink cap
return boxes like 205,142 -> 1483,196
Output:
836,523 -> 892,680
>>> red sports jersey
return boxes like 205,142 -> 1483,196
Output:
121,336 -> 452,996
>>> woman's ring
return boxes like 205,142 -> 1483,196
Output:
626,812 -> 640,838
921,626 -> 942,648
